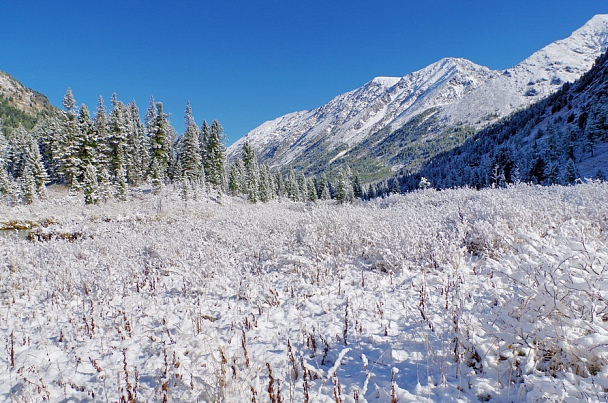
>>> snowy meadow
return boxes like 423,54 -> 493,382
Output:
0,183 -> 607,402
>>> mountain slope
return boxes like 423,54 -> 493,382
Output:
0,71 -> 56,132
395,48 -> 608,192
229,15 -> 608,180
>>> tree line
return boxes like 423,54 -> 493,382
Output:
0,90 -> 226,204
0,89 -> 370,205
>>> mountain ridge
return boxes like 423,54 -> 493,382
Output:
229,14 -> 608,179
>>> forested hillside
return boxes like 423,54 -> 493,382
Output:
391,50 -> 608,193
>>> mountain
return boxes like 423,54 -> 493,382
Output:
229,15 -> 608,180
0,70 -> 56,132
393,46 -> 608,192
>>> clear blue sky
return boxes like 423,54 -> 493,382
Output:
1,1 -> 606,144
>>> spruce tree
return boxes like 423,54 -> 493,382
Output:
78,104 -> 97,170
148,102 -> 174,185
228,160 -> 243,195
83,163 -> 100,205
127,101 -> 150,185
203,120 -> 226,189
179,102 -> 203,181
20,165 -> 37,204
562,159 -> 578,185
107,97 -> 130,179
94,96 -> 110,172
115,164 -> 128,201
58,89 -> 84,190
98,167 -> 113,203
26,134 -> 48,197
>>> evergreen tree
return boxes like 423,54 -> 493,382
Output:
127,101 -> 150,185
335,168 -> 354,203
83,163 -> 100,205
203,120 -> 226,189
20,165 -> 37,204
36,117 -> 62,183
352,174 -> 362,199
241,142 -> 259,202
57,89 -> 84,190
0,163 -> 10,196
78,104 -> 97,170
107,96 -> 130,179
115,164 -> 128,200
228,160 -> 243,195
94,96 -> 110,171
98,167 -> 113,202
179,102 -> 203,181
148,102 -> 173,185
26,134 -> 48,197
562,158 -> 578,185
306,178 -> 317,202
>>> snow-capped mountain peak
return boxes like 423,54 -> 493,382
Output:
229,15 -> 608,176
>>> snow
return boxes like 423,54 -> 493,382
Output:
1,182 -> 607,401
228,15 -> 608,171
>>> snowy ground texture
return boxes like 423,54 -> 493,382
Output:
0,183 -> 607,402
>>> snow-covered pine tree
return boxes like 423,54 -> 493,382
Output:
26,134 -> 48,197
36,117 -> 62,183
107,96 -> 130,180
203,120 -> 226,190
127,101 -> 150,186
114,164 -> 128,201
335,167 -> 354,203
285,169 -> 299,201
241,142 -> 259,202
562,158 -> 579,185
0,162 -> 10,196
57,89 -> 84,190
179,102 -> 203,182
227,160 -> 243,195
148,102 -> 174,185
306,178 -> 317,202
20,165 -> 37,204
83,163 -> 100,205
78,104 -> 97,171
98,167 -> 113,203
0,128 -> 11,195
94,96 -> 110,172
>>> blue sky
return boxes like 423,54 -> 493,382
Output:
1,1 -> 606,144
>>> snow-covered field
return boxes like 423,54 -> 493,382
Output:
0,183 -> 607,402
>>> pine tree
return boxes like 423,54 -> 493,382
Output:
0,165 -> 10,196
0,139 -> 10,195
98,167 -> 113,203
228,160 -> 243,195
36,117 -> 62,183
335,168 -> 354,203
562,158 -> 578,185
127,101 -> 150,185
115,164 -> 128,201
352,174 -> 362,199
20,165 -> 37,204
78,104 -> 97,169
107,96 -> 130,179
179,102 -> 203,181
306,178 -> 317,202
203,120 -> 226,189
241,142 -> 259,202
26,135 -> 48,197
83,163 -> 100,205
57,89 -> 84,190
148,102 -> 174,185
94,96 -> 110,172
